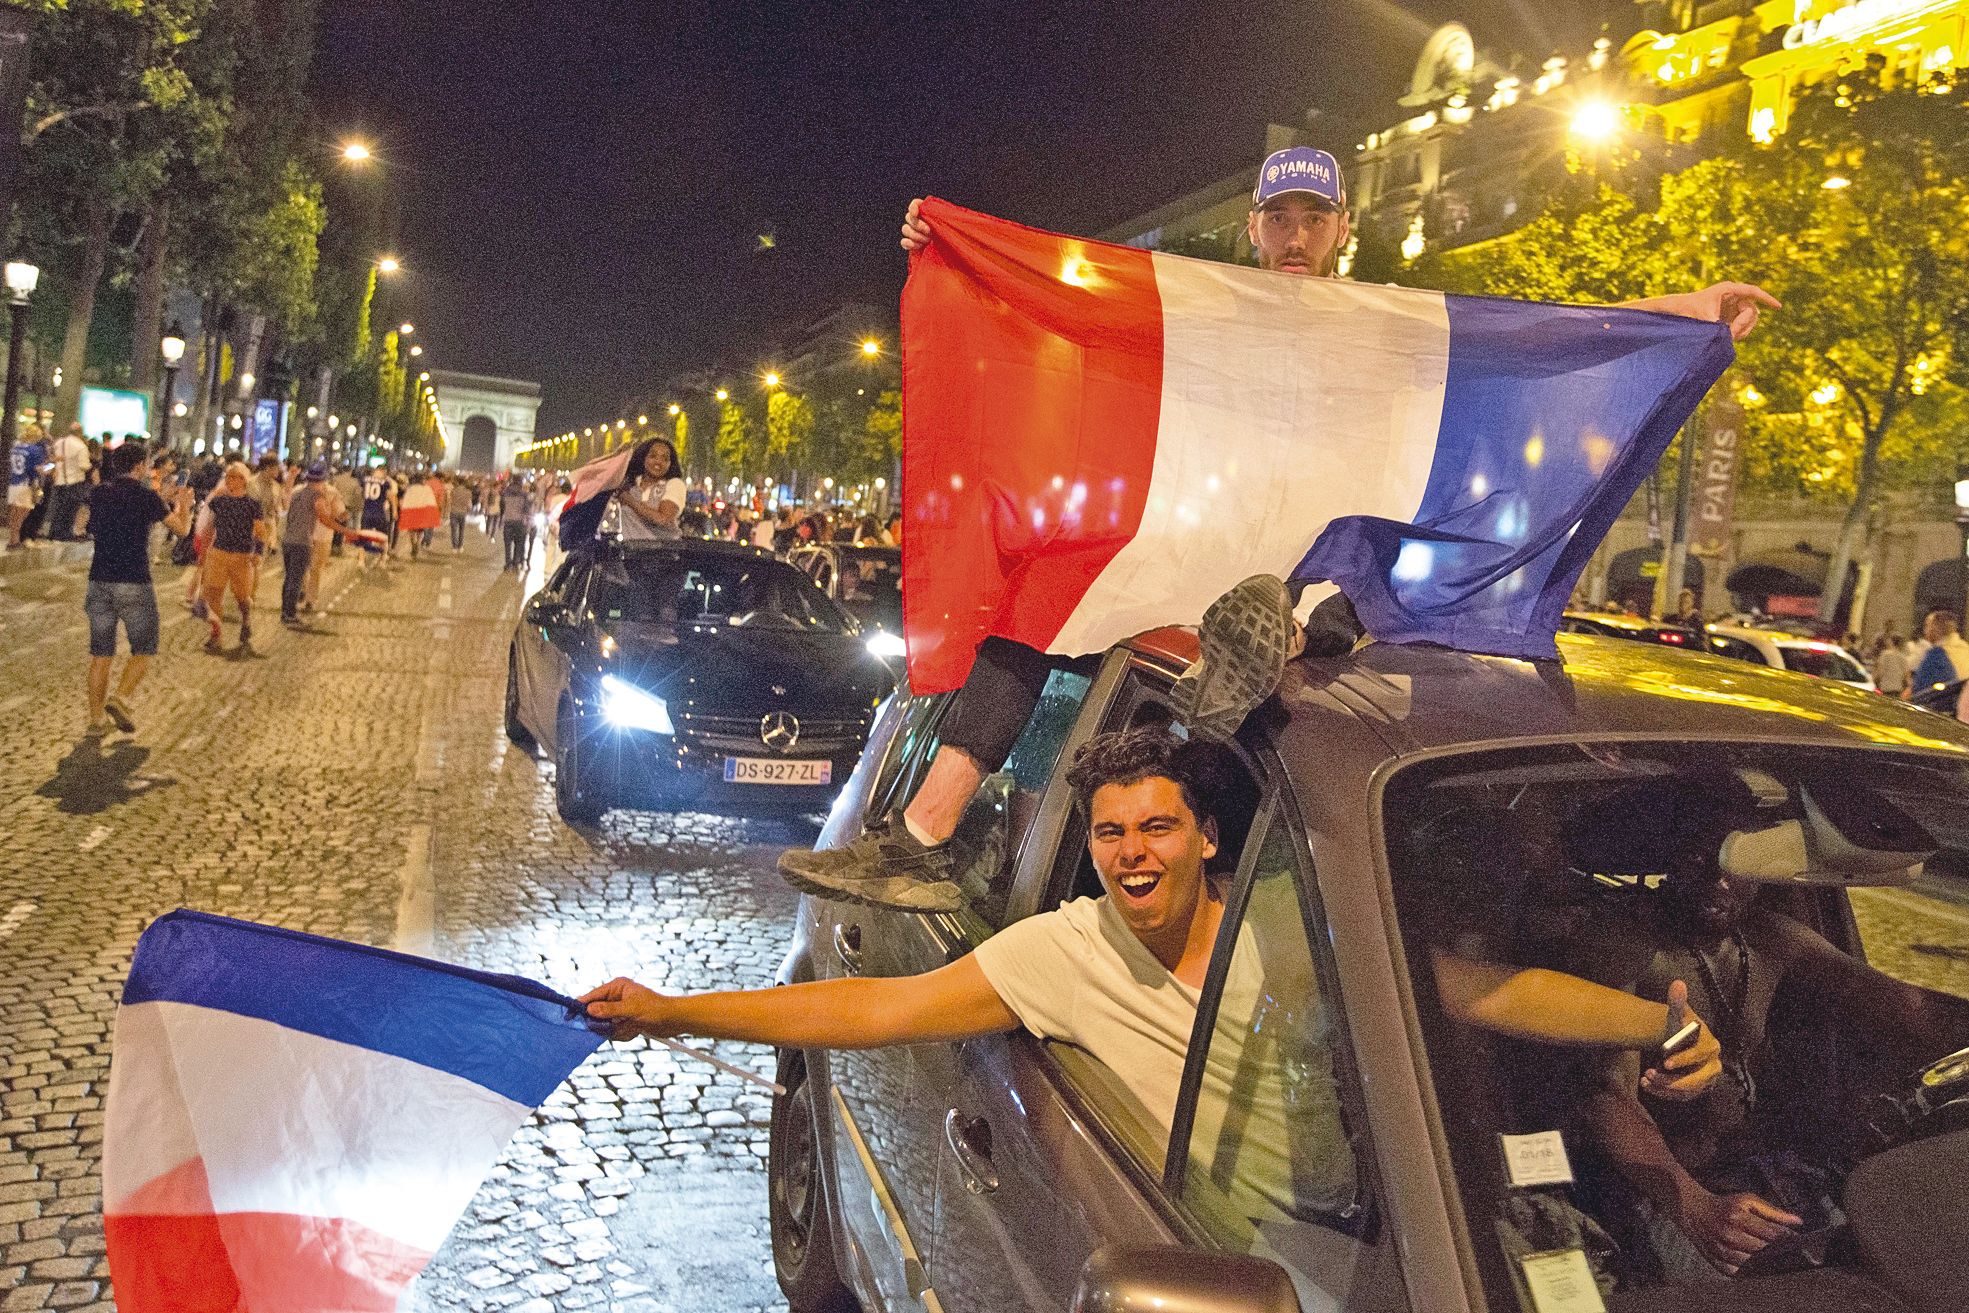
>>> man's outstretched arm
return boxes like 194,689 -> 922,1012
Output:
1620,282 -> 1781,343
580,954 -> 1020,1052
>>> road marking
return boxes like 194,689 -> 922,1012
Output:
0,901 -> 36,941
78,824 -> 111,852
438,578 -> 452,612
392,822 -> 436,955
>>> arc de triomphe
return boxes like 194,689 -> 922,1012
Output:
428,370 -> 543,473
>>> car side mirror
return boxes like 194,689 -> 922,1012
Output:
1071,1245 -> 1301,1313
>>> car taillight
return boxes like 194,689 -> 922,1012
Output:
1658,632 -> 1686,645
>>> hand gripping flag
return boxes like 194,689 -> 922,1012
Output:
104,910 -> 604,1312
555,443 -> 641,549
898,199 -> 1734,693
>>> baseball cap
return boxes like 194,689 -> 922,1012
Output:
1252,147 -> 1345,211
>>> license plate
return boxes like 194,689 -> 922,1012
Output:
724,757 -> 832,786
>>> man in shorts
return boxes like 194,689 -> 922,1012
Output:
200,462 -> 268,653
282,463 -> 352,626
778,148 -> 1780,913
83,443 -> 192,733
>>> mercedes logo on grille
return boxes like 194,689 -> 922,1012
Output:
760,710 -> 801,750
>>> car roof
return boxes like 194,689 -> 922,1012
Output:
1711,623 -> 1851,654
1562,610 -> 1682,633
1120,628 -> 1969,773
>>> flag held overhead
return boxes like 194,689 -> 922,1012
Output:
897,199 -> 1733,692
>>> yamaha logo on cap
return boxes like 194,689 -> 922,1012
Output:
1252,147 -> 1345,210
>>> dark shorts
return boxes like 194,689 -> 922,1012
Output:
85,580 -> 160,657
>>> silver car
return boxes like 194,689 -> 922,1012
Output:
768,628 -> 1969,1312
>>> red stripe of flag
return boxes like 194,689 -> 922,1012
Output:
899,199 -> 1164,694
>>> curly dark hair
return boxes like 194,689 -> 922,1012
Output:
1064,728 -> 1257,874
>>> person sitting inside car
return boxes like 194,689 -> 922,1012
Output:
1567,771 -> 1969,1281
583,727 -> 1724,1215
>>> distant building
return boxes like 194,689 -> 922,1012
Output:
1105,1 -> 1969,266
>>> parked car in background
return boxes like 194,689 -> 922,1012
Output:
1704,622 -> 1878,692
787,542 -> 905,665
768,628 -> 1969,1313
1560,610 -> 1702,651
505,538 -> 894,822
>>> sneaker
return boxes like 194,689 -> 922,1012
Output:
103,695 -> 135,734
204,632 -> 223,653
1169,574 -> 1296,738
777,814 -> 962,912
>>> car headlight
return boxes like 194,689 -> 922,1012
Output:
865,629 -> 906,660
601,674 -> 673,733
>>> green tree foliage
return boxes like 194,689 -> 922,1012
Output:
765,389 -> 814,475
715,397 -> 760,481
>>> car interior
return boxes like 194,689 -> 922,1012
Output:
1381,742 -> 1969,1311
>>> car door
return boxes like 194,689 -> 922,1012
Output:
926,661 -> 1405,1313
809,658 -> 1106,1312
520,556 -> 585,741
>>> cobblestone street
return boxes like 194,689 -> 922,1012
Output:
0,532 -> 802,1312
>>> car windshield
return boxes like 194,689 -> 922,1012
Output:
1780,645 -> 1867,682
1379,740 -> 1969,1308
592,552 -> 850,632
834,550 -> 901,624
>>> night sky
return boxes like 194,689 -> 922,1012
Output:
309,1 -> 1615,431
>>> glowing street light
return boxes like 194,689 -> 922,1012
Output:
762,371 -> 781,389
376,256 -> 401,275
408,344 -> 423,357
1568,100 -> 1622,143
1822,174 -> 1852,190
860,338 -> 881,357
399,322 -> 414,336
341,141 -> 372,164
667,403 -> 681,417
714,388 -> 730,402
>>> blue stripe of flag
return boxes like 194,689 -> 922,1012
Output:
1293,295 -> 1734,659
123,909 -> 604,1107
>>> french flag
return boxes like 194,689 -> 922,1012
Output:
104,910 -> 603,1312
555,444 -> 638,549
898,200 -> 1734,693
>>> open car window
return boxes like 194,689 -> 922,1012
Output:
1380,740 -> 1969,1310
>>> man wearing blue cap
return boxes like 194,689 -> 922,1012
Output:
281,463 -> 353,627
778,148 -> 1777,912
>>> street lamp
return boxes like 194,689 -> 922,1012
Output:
399,322 -> 414,336
860,338 -> 881,357
715,388 -> 729,402
408,344 -> 423,358
158,320 -> 187,449
1568,100 -> 1622,142
0,260 -> 39,495
341,141 -> 373,164
762,371 -> 781,389
667,403 -> 681,417
376,256 -> 401,275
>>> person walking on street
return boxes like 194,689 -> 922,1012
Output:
484,476 -> 504,542
358,467 -> 394,573
1872,632 -> 1912,699
281,463 -> 350,626
200,462 -> 268,653
45,423 -> 92,540
397,474 -> 440,560
499,480 -> 531,572
83,442 -> 192,733
447,476 -> 472,551
7,423 -> 48,548
330,466 -> 361,556
1912,609 -> 1969,692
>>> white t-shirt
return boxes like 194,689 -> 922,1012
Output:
618,477 -> 686,540
51,436 -> 91,485
972,895 -> 1354,1219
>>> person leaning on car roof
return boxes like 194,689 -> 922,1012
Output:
583,726 -> 1726,1205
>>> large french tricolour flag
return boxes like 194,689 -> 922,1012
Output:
104,910 -> 603,1312
899,199 -> 1735,693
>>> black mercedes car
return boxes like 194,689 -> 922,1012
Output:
504,538 -> 896,822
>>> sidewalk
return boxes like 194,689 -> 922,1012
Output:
0,541 -> 95,577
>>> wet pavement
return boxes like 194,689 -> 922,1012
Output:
0,531 -> 802,1312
